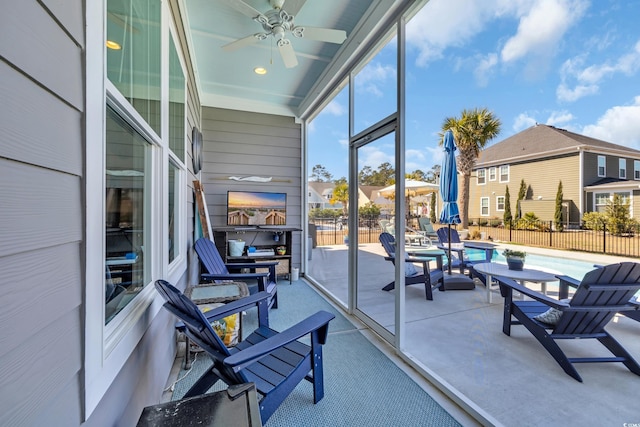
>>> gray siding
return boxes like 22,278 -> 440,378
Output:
202,107 -> 303,269
0,1 -> 84,425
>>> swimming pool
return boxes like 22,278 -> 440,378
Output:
465,249 -> 595,281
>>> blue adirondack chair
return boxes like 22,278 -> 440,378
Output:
497,262 -> 640,382
154,280 -> 335,423
379,232 -> 444,300
195,237 -> 278,309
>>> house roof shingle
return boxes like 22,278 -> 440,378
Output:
476,124 -> 640,167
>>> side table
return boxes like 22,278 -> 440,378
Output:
183,282 -> 249,368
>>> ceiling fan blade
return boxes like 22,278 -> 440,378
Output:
282,0 -> 307,16
277,39 -> 298,68
297,27 -> 347,44
222,34 -> 261,52
219,0 -> 264,19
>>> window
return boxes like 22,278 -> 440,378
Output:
595,193 -> 610,212
499,165 -> 509,182
619,158 -> 626,179
489,167 -> 496,181
635,160 -> 640,180
105,106 -> 152,323
496,196 -> 505,211
106,0 -> 162,136
614,192 -> 630,206
597,155 -> 606,177
477,169 -> 486,185
480,197 -> 489,216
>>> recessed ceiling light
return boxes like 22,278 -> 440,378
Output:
106,40 -> 121,50
254,67 -> 267,75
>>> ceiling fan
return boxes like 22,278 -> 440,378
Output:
220,0 -> 347,68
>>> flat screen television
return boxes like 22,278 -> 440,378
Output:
227,191 -> 287,226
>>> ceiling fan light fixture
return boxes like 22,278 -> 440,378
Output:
254,67 -> 268,75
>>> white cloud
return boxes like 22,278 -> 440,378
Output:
581,96 -> 640,149
513,113 -> 537,131
355,62 -> 396,97
425,145 -> 445,166
406,0 -> 507,67
358,145 -> 393,170
407,0 -> 587,84
501,0 -> 587,63
473,53 -> 499,86
546,110 -> 574,126
323,100 -> 346,116
557,40 -> 640,102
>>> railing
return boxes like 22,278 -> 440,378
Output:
468,219 -> 640,258
308,216 -> 640,258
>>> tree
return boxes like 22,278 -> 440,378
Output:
441,108 -> 502,228
503,186 -> 512,226
516,179 -> 527,219
406,170 -> 427,181
358,162 -> 395,186
330,182 -> 349,215
430,193 -> 437,223
554,181 -> 564,231
310,164 -> 333,182
425,164 -> 441,184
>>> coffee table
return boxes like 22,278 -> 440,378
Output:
473,262 -> 558,303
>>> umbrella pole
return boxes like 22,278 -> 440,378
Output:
447,225 -> 452,275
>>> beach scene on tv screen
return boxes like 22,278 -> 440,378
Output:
228,191 -> 286,225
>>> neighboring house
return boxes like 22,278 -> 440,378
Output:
308,181 -> 342,211
468,124 -> 640,224
307,182 -> 390,213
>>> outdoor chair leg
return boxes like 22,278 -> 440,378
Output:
598,334 -> 640,376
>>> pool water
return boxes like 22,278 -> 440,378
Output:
465,249 -> 595,281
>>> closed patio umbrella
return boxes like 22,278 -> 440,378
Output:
439,131 -> 473,288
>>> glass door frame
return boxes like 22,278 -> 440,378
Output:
346,16 -> 408,348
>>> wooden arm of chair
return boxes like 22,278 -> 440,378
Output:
496,276 -> 570,309
224,310 -> 335,372
174,291 -> 271,331
557,275 -> 581,299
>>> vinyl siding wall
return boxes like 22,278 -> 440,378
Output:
201,108 -> 303,269
469,154 -> 580,222
1,2 -> 202,425
0,1 -> 85,425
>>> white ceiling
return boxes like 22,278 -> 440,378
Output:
181,0 -> 415,118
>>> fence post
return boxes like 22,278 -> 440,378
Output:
549,220 -> 553,247
509,219 -> 512,242
602,220 -> 607,254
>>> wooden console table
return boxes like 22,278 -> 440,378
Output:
212,226 -> 301,281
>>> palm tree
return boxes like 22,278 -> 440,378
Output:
441,108 -> 501,228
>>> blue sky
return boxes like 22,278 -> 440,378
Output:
308,0 -> 640,180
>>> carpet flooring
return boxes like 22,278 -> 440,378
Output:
171,280 -> 462,427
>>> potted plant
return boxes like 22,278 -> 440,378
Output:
502,249 -> 526,270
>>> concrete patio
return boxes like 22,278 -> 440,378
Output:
307,242 -> 640,426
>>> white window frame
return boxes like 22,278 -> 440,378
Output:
480,197 -> 490,216
477,169 -> 486,185
488,167 -> 496,181
597,155 -> 606,177
634,160 -> 640,180
594,192 -> 610,212
619,158 -> 626,179
84,1 -> 186,418
496,196 -> 505,211
499,165 -> 509,183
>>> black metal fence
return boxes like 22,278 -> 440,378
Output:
309,216 -> 640,259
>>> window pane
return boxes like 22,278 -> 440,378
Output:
168,161 -> 179,263
619,158 -> 626,178
169,35 -> 185,161
105,105 -> 151,324
107,0 -> 162,136
353,30 -> 397,135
